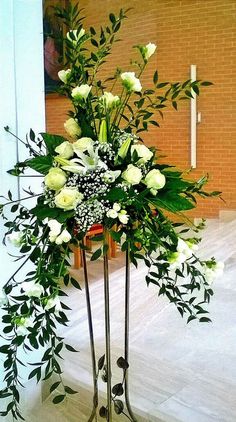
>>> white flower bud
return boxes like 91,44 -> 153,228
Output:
8,231 -> 23,247
143,42 -> 156,60
67,28 -> 85,44
55,229 -> 71,245
64,118 -> 81,140
100,92 -> 120,109
106,209 -> 118,219
58,68 -> 71,83
113,203 -> 121,212
118,210 -> 129,225
121,72 -> 142,92
71,84 -> 92,101
22,281 -> 44,298
45,296 -> 62,315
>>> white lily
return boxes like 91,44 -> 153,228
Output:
73,147 -> 107,171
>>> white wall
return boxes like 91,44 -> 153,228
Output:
0,0 -> 46,413
0,0 -> 45,275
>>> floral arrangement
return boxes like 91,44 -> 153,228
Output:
0,3 -> 223,421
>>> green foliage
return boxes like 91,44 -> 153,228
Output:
27,156 -> 53,175
0,1 -> 219,420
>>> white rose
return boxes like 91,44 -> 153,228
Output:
54,187 -> 83,210
64,118 -> 81,139
73,137 -> 94,154
55,229 -> 72,245
113,203 -> 121,212
143,42 -> 156,60
122,164 -> 142,185
118,210 -> 129,225
67,28 -> 85,43
8,231 -> 23,247
22,281 -> 44,298
44,167 -> 67,191
121,72 -> 142,92
106,209 -> 118,219
100,92 -> 120,109
0,289 -> 7,307
71,84 -> 92,101
45,296 -> 62,315
55,141 -> 74,158
58,68 -> 71,83
103,170 -> 121,183
144,169 -> 166,194
131,144 -> 153,164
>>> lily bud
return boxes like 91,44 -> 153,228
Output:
98,119 -> 108,143
118,137 -> 131,159
54,156 -> 71,166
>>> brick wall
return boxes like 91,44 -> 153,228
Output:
45,0 -> 236,218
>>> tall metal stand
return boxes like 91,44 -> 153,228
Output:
103,238 -> 112,421
82,236 -> 137,421
81,242 -> 98,422
124,246 -> 138,422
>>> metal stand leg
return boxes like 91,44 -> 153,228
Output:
81,242 -> 98,421
103,237 -> 112,421
124,246 -> 138,422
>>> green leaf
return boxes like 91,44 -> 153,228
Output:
151,192 -> 194,212
30,204 -> 60,220
65,344 -> 79,353
153,70 -> 158,84
106,188 -> 127,201
27,155 -> 53,175
50,381 -> 61,394
103,244 -> 109,255
53,394 -> 66,404
90,234 -> 104,242
109,13 -> 116,24
201,81 -> 213,86
91,248 -> 102,261
199,317 -> 211,323
98,354 -> 105,370
64,386 -> 78,394
28,367 -> 41,380
70,277 -> 81,290
29,128 -> 35,142
0,345 -> 9,354
109,230 -> 122,242
40,133 -> 66,155
192,84 -> 199,95
156,82 -> 169,89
